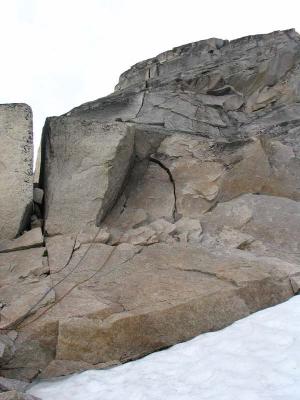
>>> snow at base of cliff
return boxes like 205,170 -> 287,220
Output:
29,296 -> 300,400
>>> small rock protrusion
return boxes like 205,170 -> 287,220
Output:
175,217 -> 203,244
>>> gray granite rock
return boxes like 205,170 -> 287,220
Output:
33,188 -> 43,205
0,391 -> 40,400
0,104 -> 33,240
3,29 -> 300,382
67,28 -> 300,142
0,377 -> 28,393
0,228 -> 43,254
0,335 -> 15,366
41,29 -> 300,238
41,120 -> 135,235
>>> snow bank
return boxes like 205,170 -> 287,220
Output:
28,296 -> 300,400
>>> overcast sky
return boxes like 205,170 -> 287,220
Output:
1,0 -> 300,159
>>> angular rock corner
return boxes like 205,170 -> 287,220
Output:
1,29 -> 300,384
0,104 -> 33,240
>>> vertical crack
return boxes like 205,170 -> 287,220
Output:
149,157 -> 178,221
135,90 -> 146,119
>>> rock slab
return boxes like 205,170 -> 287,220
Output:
41,120 -> 134,235
0,104 -> 33,240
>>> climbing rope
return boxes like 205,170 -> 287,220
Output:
0,156 -> 177,332
0,226 -> 120,331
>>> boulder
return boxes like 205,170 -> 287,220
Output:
41,120 -> 135,235
0,104 -> 33,240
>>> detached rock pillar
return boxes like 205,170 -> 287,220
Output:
0,104 -> 33,239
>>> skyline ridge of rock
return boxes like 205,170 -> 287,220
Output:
40,27 -> 300,234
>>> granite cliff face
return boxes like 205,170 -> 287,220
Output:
1,29 -> 300,384
41,28 -> 300,234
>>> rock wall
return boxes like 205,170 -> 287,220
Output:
1,30 -> 300,383
0,104 -> 33,240
40,28 -> 300,236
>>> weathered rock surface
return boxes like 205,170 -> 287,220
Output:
1,212 -> 299,380
32,189 -> 43,206
0,104 -> 33,240
41,121 -> 134,235
290,274 -> 300,294
0,247 -> 53,331
0,377 -> 28,393
0,249 -> 297,382
2,29 -> 300,382
0,391 -> 40,400
199,194 -> 300,263
53,244 -> 295,366
40,29 -> 300,235
0,335 -> 16,366
70,29 -> 300,145
0,229 -> 43,254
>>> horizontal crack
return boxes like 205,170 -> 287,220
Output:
175,267 -> 240,287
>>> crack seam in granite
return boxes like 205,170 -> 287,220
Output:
149,157 -> 177,221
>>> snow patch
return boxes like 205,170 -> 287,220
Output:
28,296 -> 300,400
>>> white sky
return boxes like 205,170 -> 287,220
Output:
1,0 -> 300,159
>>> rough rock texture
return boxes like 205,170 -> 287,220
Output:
1,29 -> 300,381
53,244 -> 295,365
199,194 -> 300,263
0,246 -> 53,331
0,104 -> 33,240
1,238 -> 298,381
0,391 -> 40,400
0,377 -> 28,392
0,229 -> 43,254
41,120 -> 134,235
41,29 -> 300,235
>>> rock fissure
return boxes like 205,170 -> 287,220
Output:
135,90 -> 147,118
174,267 -> 240,287
149,156 -> 178,221
49,234 -> 78,275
